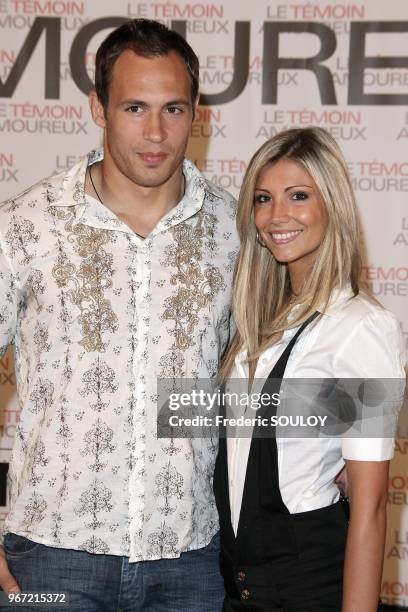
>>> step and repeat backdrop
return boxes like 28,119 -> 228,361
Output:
0,0 -> 407,606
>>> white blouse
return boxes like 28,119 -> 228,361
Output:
227,287 -> 406,534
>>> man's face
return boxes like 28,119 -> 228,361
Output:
91,49 -> 197,189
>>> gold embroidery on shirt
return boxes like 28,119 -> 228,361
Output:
161,209 -> 224,352
52,214 -> 118,352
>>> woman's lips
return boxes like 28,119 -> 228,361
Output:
266,230 -> 303,244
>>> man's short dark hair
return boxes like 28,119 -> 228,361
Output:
95,19 -> 199,110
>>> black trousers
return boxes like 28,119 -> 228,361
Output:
223,553 -> 384,612
222,546 -> 344,612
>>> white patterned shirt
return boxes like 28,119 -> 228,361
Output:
0,149 -> 238,561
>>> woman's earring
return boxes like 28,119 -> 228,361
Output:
256,231 -> 267,248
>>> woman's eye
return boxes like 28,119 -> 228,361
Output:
254,194 -> 270,205
291,191 -> 308,201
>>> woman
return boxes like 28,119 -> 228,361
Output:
213,127 -> 406,611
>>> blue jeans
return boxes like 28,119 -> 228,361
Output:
2,532 -> 224,611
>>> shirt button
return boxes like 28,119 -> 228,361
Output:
237,570 -> 246,582
241,589 -> 251,600
304,489 -> 313,498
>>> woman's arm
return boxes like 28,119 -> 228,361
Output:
342,459 -> 389,612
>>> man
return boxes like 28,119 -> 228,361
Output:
0,19 -> 238,611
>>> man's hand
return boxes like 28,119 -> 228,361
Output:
0,546 -> 20,594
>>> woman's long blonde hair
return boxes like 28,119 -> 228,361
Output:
220,127 -> 363,380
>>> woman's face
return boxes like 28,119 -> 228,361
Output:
254,158 -> 328,290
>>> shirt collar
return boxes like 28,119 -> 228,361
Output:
286,285 -> 355,321
320,284 -> 355,318
48,149 -> 95,208
49,148 -> 207,234
151,158 -> 206,236
234,284 -> 356,366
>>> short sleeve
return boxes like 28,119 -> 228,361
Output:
334,309 -> 406,461
0,235 -> 18,356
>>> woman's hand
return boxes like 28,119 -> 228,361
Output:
335,466 -> 349,498
342,459 -> 389,612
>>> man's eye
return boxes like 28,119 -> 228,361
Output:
166,106 -> 182,114
126,105 -> 142,113
291,191 -> 308,201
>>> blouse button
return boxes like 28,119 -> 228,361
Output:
241,589 -> 251,600
237,570 -> 246,582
